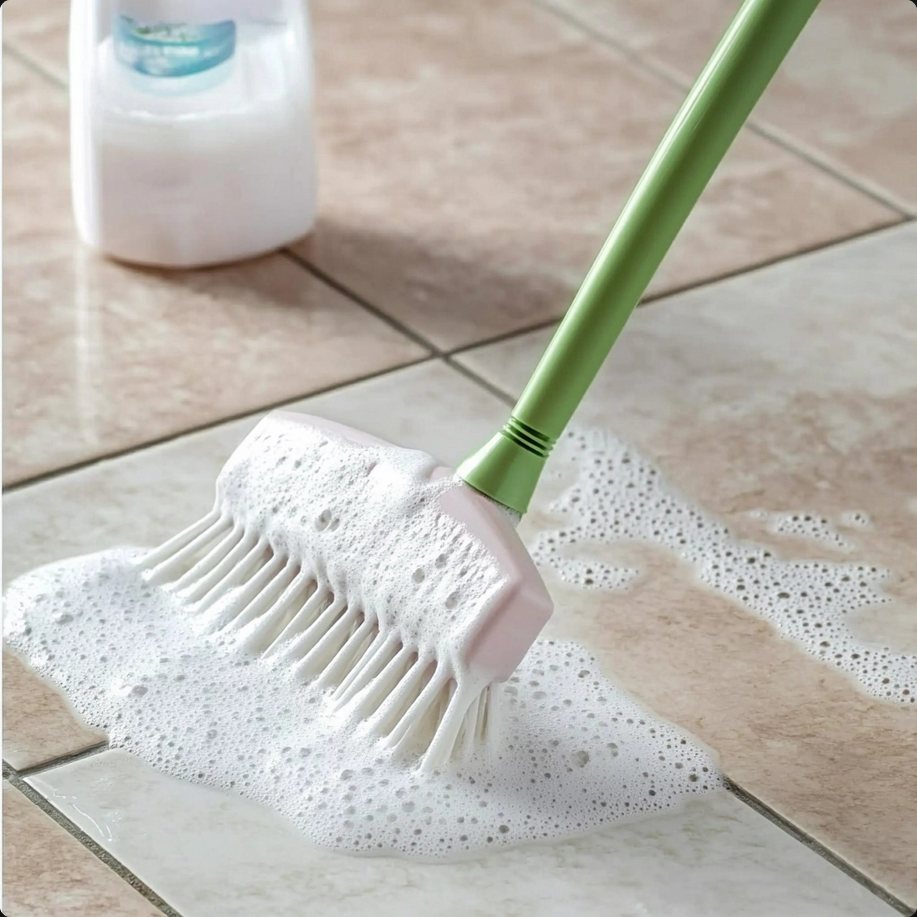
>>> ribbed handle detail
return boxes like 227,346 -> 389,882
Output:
501,417 -> 554,459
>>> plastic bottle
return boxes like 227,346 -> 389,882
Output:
70,0 -> 317,268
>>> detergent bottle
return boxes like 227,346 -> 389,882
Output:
70,0 -> 317,267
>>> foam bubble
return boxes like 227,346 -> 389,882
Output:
533,428 -> 916,704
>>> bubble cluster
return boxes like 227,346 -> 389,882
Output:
4,551 -> 719,858
533,428 -> 916,703
840,511 -> 872,529
750,510 -> 852,551
540,555 -> 639,591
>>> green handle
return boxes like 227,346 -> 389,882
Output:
459,0 -> 821,513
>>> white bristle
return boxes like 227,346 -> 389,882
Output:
138,506 -> 494,767
140,507 -> 222,570
127,415 -> 554,768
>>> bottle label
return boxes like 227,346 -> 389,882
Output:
113,17 -> 236,78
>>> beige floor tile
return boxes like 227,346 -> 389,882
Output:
2,57 -> 427,485
291,0 -> 897,348
26,750 -> 893,917
3,649 -> 105,772
2,782 -> 161,917
545,0 -> 917,213
457,223 -> 917,907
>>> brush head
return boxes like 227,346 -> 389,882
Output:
140,411 -> 553,769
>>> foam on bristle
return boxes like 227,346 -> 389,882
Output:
532,429 -> 916,704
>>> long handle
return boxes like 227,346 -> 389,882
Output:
459,0 -> 821,513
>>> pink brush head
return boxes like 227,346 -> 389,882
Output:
140,410 -> 553,768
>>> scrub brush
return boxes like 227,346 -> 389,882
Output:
139,0 -> 820,770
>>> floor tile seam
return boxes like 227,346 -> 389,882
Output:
15,742 -> 111,779
739,119 -> 915,220
2,354 -> 437,494
445,216 -> 911,360
527,0 -> 912,218
280,249 -> 442,355
3,41 -> 65,89
443,356 -> 515,409
4,771 -> 187,917
727,780 -> 912,915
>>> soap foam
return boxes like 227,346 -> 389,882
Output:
533,429 -> 916,704
3,418 -> 723,859
4,553 -> 718,858
748,510 -> 853,551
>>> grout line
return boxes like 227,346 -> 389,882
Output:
447,216 -> 911,359
5,773 -> 187,917
282,249 -> 443,355
3,42 -> 66,90
448,316 -> 563,360
726,780 -> 912,916
2,355 -> 436,495
443,355 -> 515,408
530,0 -> 697,94
16,742 -> 111,779
528,0 -> 912,218
738,120 -> 914,220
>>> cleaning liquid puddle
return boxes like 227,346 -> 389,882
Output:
5,425 -> 912,859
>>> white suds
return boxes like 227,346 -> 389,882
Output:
5,420 -> 912,860
748,510 -> 852,551
3,417 -> 722,860
4,552 -> 718,858
533,429 -> 916,704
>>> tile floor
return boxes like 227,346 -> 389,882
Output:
458,223 -> 917,907
2,783 -> 161,917
542,0 -> 917,214
3,0 -> 916,915
1,56 -> 426,485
